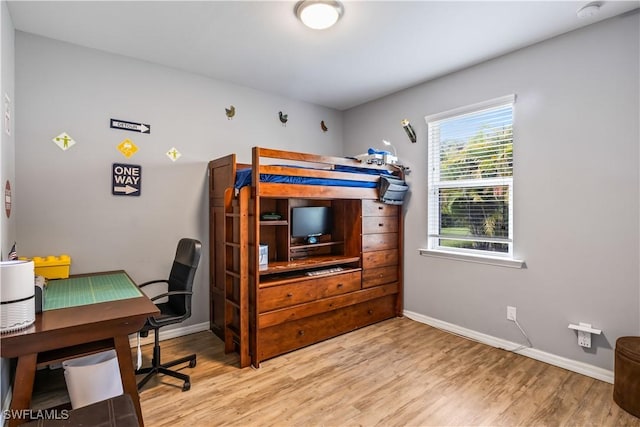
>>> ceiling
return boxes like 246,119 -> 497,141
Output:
7,1 -> 640,111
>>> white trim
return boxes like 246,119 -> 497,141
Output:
403,310 -> 614,384
128,321 -> 210,348
419,248 -> 525,268
424,94 -> 516,123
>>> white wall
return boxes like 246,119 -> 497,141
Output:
343,13 -> 639,371
1,0 -> 16,410
14,32 -> 343,330
1,2 -> 15,256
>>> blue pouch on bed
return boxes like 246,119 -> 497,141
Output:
379,176 -> 408,205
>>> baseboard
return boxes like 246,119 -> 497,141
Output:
128,321 -> 210,348
403,310 -> 614,384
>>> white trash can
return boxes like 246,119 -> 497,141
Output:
62,349 -> 124,409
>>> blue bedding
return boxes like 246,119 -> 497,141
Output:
235,165 -> 393,189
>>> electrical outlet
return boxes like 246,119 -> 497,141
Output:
507,306 -> 517,321
578,330 -> 592,348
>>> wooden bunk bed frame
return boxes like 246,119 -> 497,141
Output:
209,147 -> 404,368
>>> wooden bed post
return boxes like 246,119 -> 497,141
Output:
251,147 -> 261,368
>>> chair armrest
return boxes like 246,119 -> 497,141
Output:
149,290 -> 193,302
139,279 -> 169,288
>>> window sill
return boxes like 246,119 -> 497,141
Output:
418,249 -> 525,269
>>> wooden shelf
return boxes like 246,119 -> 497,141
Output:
260,220 -> 288,226
290,241 -> 344,252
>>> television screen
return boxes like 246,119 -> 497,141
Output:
291,207 -> 332,238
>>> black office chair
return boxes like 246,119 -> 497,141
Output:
136,238 -> 202,392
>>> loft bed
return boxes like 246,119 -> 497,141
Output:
233,147 -> 400,198
208,147 -> 405,368
208,147 -> 401,242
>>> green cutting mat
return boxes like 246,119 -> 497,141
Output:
44,272 -> 143,311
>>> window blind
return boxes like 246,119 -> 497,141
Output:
426,95 -> 515,256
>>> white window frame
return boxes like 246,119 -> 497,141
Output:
421,95 -> 524,268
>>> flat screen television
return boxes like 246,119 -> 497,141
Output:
291,207 -> 332,242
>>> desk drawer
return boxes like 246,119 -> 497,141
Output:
362,216 -> 398,234
317,271 -> 361,299
362,200 -> 399,217
258,271 -> 361,313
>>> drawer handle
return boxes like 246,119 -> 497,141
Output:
378,206 -> 383,210
378,223 -> 384,227
298,330 -> 305,336
379,274 -> 384,278
287,293 -> 293,297
337,283 -> 343,288
329,303 -> 334,307
368,309 -> 374,315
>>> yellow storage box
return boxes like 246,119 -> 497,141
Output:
20,255 -> 71,279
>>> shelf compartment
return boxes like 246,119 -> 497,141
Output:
258,267 -> 362,288
260,220 -> 288,226
258,255 -> 360,278
290,241 -> 344,252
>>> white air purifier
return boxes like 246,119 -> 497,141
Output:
1,260 -> 36,333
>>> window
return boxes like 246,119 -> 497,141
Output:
425,95 -> 515,258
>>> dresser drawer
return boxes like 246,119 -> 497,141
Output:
362,200 -> 399,217
362,233 -> 398,252
362,216 -> 398,234
362,266 -> 398,288
317,271 -> 362,299
362,249 -> 398,269
258,271 -> 361,312
258,283 -> 399,329
258,294 -> 397,361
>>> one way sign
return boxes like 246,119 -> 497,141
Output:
110,118 -> 151,134
112,163 -> 142,196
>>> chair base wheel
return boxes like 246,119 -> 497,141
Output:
182,381 -> 191,392
189,359 -> 197,368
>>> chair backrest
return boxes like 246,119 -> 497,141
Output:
167,238 -> 202,318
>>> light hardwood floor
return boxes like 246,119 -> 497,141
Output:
32,317 -> 638,426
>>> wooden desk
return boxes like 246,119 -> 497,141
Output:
0,271 -> 159,426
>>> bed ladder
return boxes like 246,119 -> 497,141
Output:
223,186 -> 250,368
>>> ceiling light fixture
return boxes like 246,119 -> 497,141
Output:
577,2 -> 602,18
295,0 -> 344,30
